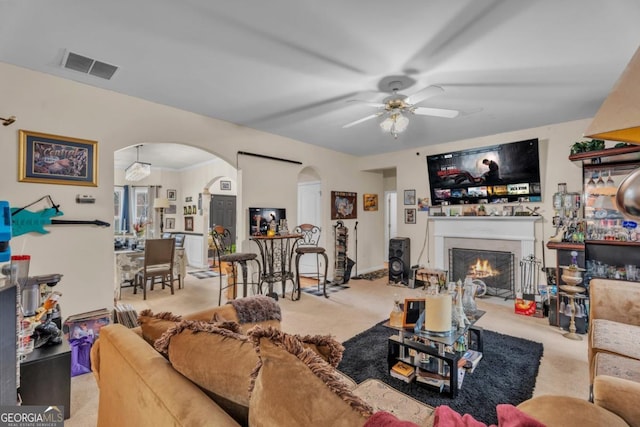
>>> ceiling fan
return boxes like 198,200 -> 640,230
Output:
342,80 -> 459,138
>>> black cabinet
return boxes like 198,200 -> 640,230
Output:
0,284 -> 17,406
19,341 -> 71,419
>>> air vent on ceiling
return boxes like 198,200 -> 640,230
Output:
62,51 -> 118,80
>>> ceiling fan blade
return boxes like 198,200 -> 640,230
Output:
405,85 -> 444,106
342,112 -> 384,128
346,99 -> 385,108
412,107 -> 459,118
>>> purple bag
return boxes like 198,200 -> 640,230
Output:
70,335 -> 94,377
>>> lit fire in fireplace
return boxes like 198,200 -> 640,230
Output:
468,258 -> 500,278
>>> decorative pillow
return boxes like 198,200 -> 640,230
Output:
224,295 -> 282,334
247,326 -> 373,427
364,411 -> 420,427
137,310 -> 183,346
228,295 -> 282,323
154,319 -> 256,426
433,405 -> 545,427
297,333 -> 345,368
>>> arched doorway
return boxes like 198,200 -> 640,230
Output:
297,166 -> 322,275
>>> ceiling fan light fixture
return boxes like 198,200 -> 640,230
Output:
125,145 -> 151,181
380,111 -> 409,138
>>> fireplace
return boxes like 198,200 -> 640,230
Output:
430,216 -> 541,298
449,248 -> 515,298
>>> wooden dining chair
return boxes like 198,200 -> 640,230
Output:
210,226 -> 261,305
134,238 -> 175,300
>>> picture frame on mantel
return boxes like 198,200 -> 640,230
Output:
18,129 -> 98,186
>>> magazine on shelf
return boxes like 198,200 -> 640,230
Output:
416,367 -> 465,390
461,349 -> 483,373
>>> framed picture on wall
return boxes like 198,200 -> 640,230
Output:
331,191 -> 357,219
404,189 -> 416,205
167,189 -> 177,201
165,218 -> 175,230
18,129 -> 98,186
220,180 -> 231,190
184,216 -> 194,231
363,194 -> 378,211
404,208 -> 416,224
166,204 -> 177,215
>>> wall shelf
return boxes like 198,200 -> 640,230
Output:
569,145 -> 640,164
546,242 -> 584,251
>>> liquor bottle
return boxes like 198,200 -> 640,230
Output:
389,295 -> 403,327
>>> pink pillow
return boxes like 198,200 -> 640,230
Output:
434,406 -> 488,427
433,405 -> 544,427
364,411 -> 420,427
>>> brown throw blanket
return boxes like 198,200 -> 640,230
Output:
228,295 -> 282,323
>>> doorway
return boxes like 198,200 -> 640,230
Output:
384,191 -> 397,261
210,195 -> 237,245
297,180 -> 321,275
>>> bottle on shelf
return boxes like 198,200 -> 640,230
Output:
389,294 -> 403,328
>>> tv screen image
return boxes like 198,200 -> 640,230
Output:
426,138 -> 542,206
249,207 -> 286,235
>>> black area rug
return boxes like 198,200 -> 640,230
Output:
338,321 -> 543,425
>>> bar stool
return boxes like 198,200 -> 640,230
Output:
293,224 -> 328,300
210,226 -> 261,305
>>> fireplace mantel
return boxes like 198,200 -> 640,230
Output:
430,216 -> 541,272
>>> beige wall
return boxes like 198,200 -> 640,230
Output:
0,62 -> 384,317
1,60 -> 591,317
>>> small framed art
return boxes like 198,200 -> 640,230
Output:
405,208 -> 416,224
404,189 -> 416,205
184,216 -> 194,231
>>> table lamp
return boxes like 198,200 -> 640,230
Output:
154,197 -> 170,234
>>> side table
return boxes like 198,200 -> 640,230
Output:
19,340 -> 71,419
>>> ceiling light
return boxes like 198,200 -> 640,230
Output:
125,145 -> 151,181
380,110 -> 409,138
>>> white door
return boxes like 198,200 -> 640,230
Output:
297,181 -> 322,275
384,191 -> 397,261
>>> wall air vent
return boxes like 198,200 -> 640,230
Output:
62,51 -> 118,80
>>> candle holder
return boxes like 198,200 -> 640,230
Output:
560,264 -> 586,340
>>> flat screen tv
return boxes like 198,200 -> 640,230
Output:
249,207 -> 286,236
426,138 -> 541,206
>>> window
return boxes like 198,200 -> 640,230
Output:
133,187 -> 149,225
114,186 -> 124,232
114,186 -> 149,234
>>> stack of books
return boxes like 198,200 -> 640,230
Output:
390,361 -> 416,383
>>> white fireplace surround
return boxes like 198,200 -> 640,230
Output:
431,216 -> 541,291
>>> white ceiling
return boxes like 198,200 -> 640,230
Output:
2,1 -> 640,166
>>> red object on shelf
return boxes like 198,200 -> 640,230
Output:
514,298 -> 536,316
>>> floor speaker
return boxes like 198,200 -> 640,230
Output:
389,237 -> 410,284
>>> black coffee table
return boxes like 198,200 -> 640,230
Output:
385,310 -> 485,398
